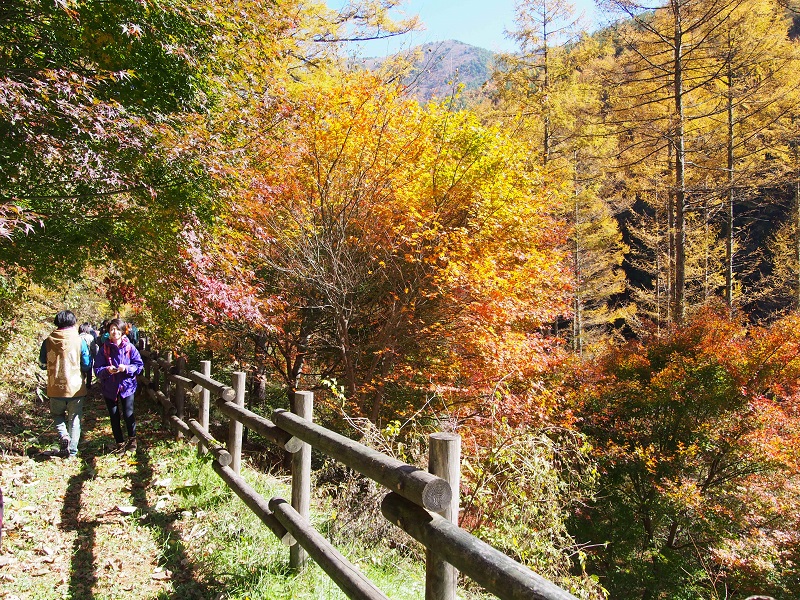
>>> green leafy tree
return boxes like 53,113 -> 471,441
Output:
460,418 -> 605,600
0,0 -> 215,284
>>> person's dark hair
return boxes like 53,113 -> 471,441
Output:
79,322 -> 92,335
100,320 -> 110,334
54,310 -> 77,328
108,318 -> 125,332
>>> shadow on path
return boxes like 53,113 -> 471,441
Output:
128,399 -> 212,599
61,456 -> 98,600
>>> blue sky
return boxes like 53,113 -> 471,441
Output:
349,0 -> 603,57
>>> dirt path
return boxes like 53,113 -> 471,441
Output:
0,387 -> 216,599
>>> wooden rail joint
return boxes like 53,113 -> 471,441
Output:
187,370 -> 235,402
272,409 -> 452,513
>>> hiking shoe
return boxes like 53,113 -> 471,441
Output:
59,436 -> 71,458
125,438 -> 138,452
111,442 -> 126,454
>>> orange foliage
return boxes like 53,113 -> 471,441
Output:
569,306 -> 800,597
171,69 -> 572,422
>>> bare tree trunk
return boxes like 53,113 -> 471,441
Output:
668,183 -> 675,327
726,59 -> 735,309
792,122 -> 800,312
673,12 -> 687,325
655,195 -> 663,334
288,310 -> 313,409
542,23 -> 550,166
704,199 -> 710,300
573,189 -> 583,356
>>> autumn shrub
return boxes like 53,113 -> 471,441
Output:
315,404 -> 427,556
458,417 -> 605,600
568,307 -> 800,599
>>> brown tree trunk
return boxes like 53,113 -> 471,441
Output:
673,10 -> 687,324
726,60 -> 735,309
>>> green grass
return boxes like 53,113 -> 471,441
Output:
148,442 -> 432,600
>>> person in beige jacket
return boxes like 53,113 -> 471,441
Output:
38,310 -> 91,458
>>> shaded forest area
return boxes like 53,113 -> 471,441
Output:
2,1 -> 800,598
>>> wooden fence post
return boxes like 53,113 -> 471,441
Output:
175,356 -> 186,440
162,351 -> 173,435
152,360 -> 168,430
290,390 -> 313,570
142,338 -> 151,380
162,351 -> 173,397
198,360 -> 211,456
229,372 -> 246,475
135,338 -> 145,404
426,432 -> 461,600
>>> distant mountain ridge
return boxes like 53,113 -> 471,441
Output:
358,40 -> 496,102
357,12 -> 800,102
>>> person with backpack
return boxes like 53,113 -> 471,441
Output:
38,310 -> 91,458
94,318 -> 144,453
78,322 -> 97,389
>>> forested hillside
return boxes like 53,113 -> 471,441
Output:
359,40 -> 495,101
2,0 -> 800,598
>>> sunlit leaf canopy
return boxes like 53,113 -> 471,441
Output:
2,1 -> 800,596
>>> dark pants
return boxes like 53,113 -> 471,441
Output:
104,394 -> 135,444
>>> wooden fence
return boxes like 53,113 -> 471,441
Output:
136,341 -> 579,600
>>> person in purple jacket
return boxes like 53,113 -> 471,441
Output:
94,318 -> 144,453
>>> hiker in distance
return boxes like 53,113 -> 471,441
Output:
38,310 -> 91,458
78,322 -> 97,389
94,318 -> 144,453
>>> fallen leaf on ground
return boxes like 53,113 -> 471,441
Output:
34,544 -> 54,557
9,500 -> 37,513
151,567 -> 172,580
187,525 -> 207,540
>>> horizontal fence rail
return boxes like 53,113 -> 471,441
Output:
136,340 -> 579,600
381,493 -> 577,600
211,461 -> 293,545
187,370 -> 235,402
272,409 -> 452,513
216,400 -> 301,452
186,418 -> 231,467
269,498 -> 391,600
